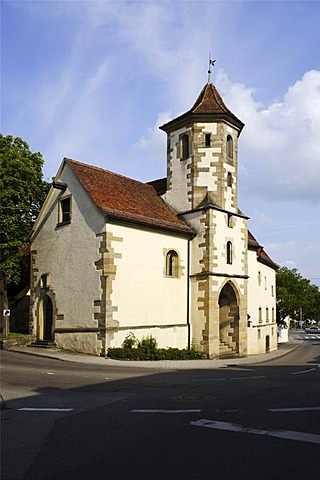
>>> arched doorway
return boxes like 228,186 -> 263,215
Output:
218,282 -> 239,357
42,295 -> 53,341
266,335 -> 270,353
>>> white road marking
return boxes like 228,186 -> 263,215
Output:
18,408 -> 74,412
192,378 -> 225,382
190,419 -> 320,445
269,407 -> 320,412
231,376 -> 266,381
291,365 -> 320,375
131,409 -> 201,414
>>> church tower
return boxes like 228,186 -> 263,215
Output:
160,81 -> 249,359
160,82 -> 244,214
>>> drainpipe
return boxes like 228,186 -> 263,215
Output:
187,235 -> 195,350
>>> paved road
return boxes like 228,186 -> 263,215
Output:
1,333 -> 319,479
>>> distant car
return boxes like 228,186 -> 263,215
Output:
304,326 -> 320,333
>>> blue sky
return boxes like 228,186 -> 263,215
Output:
2,0 -> 320,288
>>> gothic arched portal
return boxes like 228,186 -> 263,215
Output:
218,282 -> 239,357
41,295 -> 54,341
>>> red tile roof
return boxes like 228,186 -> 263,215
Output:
191,83 -> 238,117
160,82 -> 244,133
65,158 -> 193,234
248,231 -> 278,270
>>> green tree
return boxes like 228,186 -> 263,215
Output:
0,134 -> 49,328
276,267 -> 320,324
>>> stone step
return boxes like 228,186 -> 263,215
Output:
28,340 -> 56,349
219,341 -> 236,358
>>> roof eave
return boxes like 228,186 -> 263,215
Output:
160,111 -> 244,134
102,210 -> 195,237
257,256 -> 279,271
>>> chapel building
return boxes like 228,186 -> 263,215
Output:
29,81 -> 278,358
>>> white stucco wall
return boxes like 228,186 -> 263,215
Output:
31,163 -> 105,354
163,125 -> 193,213
107,223 -> 190,349
247,250 -> 277,354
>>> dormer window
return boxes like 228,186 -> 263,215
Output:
227,135 -> 233,159
181,134 -> 189,160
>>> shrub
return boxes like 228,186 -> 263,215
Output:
122,332 -> 138,349
107,335 -> 205,361
138,335 -> 158,360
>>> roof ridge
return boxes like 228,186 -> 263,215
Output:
65,157 -> 150,188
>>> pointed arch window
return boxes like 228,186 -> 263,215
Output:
166,250 -> 179,277
181,134 -> 189,160
226,241 -> 233,264
227,135 -> 233,159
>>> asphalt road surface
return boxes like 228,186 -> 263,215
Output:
1,333 -> 319,480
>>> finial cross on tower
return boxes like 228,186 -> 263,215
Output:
208,54 -> 216,83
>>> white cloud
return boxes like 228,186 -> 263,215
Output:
265,240 -> 298,268
136,111 -> 172,150
217,70 -> 320,203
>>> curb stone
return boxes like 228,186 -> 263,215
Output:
2,337 -> 303,370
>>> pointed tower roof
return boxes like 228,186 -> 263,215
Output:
160,83 -> 244,134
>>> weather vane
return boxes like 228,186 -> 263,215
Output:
208,54 -> 216,83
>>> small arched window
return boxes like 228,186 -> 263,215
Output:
227,135 -> 233,158
226,241 -> 232,264
227,172 -> 232,187
166,250 -> 179,277
181,134 -> 189,160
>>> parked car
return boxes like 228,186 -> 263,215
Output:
304,326 -> 320,333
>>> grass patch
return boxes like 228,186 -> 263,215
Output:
0,332 -> 31,339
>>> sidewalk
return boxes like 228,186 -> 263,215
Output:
5,337 -> 303,370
